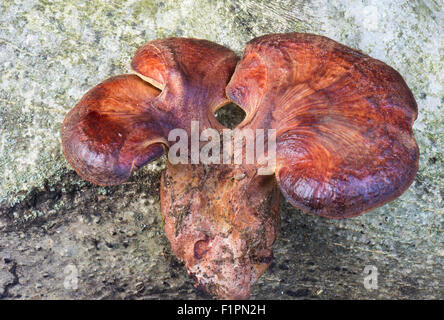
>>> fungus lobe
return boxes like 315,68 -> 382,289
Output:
226,33 -> 419,218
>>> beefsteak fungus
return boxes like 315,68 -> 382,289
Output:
61,34 -> 419,299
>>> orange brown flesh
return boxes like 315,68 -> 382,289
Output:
61,34 -> 419,299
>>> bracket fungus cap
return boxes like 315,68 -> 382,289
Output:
62,38 -> 238,185
226,33 -> 419,218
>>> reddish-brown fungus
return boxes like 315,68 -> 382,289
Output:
61,74 -> 165,186
61,33 -> 419,299
227,33 -> 418,218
